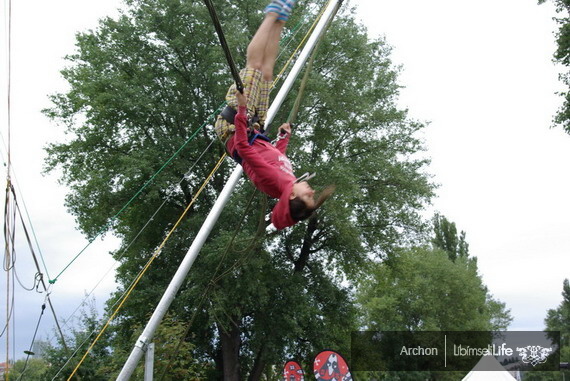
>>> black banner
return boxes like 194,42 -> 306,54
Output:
351,331 -> 560,372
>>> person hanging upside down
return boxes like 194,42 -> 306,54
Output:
214,0 -> 333,230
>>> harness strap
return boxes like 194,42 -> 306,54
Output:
232,130 -> 272,164
220,105 -> 272,164
220,105 -> 262,131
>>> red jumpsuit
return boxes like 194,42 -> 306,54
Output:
226,105 -> 297,229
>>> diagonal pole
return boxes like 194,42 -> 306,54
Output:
116,1 -> 342,379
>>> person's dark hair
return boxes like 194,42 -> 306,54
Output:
289,185 -> 336,222
289,197 -> 315,222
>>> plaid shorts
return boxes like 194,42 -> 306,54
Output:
214,67 -> 272,143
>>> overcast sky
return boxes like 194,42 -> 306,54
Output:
1,0 -> 569,363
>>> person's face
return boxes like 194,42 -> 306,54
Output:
291,181 -> 316,207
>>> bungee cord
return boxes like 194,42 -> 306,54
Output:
15,301 -> 46,381
203,0 -> 244,93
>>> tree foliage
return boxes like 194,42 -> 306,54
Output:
356,216 -> 512,380
37,298 -> 112,380
524,279 -> 570,380
43,0 -> 435,378
432,213 -> 468,262
358,246 -> 511,332
5,358 -> 49,381
546,279 -> 570,362
539,0 -> 570,133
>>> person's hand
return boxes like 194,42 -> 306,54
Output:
235,90 -> 247,107
280,123 -> 291,135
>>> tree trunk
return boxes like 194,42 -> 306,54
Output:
294,216 -> 318,273
219,321 -> 241,381
214,346 -> 224,380
248,345 -> 266,381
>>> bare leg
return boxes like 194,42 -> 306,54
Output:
261,20 -> 285,81
246,13 -> 279,70
246,13 -> 285,81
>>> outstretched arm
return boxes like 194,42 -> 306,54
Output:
233,90 -> 257,157
275,123 -> 291,154
233,91 -> 273,172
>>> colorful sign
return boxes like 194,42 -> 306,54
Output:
313,350 -> 352,380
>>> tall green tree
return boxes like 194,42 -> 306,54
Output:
5,358 -> 49,381
357,216 -> 512,380
358,246 -> 511,333
523,279 -> 570,380
432,214 -> 511,330
356,247 -> 510,381
43,0 -> 435,378
539,0 -> 570,133
432,213 -> 469,262
546,279 -> 570,362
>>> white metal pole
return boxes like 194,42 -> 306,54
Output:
117,2 -> 342,379
144,343 -> 155,381
264,0 -> 341,131
117,167 -> 243,381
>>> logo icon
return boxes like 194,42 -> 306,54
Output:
313,350 -> 352,381
283,360 -> 304,381
516,345 -> 552,367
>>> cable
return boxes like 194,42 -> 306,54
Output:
16,302 -> 46,381
4,181 -> 15,272
13,268 -> 39,292
0,287 -> 14,339
4,178 -> 14,376
6,0 -> 10,168
59,137 -> 218,334
65,154 -> 227,380
49,103 -> 224,285
3,185 -> 45,292
6,184 -> 69,351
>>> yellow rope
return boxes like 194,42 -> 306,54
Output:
66,154 -> 227,380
